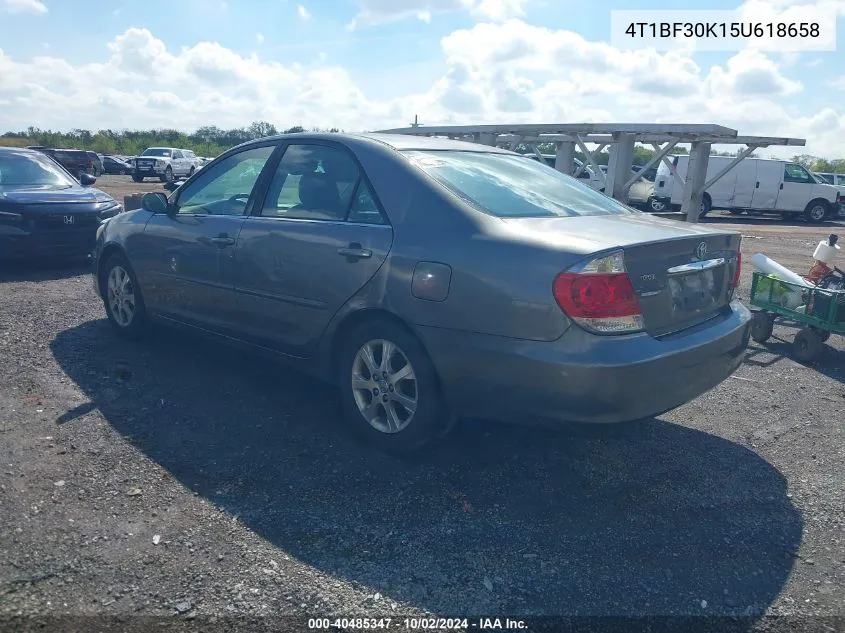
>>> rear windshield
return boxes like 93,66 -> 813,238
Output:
404,150 -> 635,218
54,150 -> 87,161
142,148 -> 172,157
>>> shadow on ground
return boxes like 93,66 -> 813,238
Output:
0,258 -> 91,283
50,320 -> 803,620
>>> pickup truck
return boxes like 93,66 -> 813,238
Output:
132,147 -> 200,183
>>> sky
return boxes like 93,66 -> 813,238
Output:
0,0 -> 844,157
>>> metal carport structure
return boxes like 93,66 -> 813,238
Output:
375,123 -> 806,222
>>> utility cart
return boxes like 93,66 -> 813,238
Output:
749,271 -> 845,362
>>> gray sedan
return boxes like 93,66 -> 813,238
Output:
91,133 -> 750,452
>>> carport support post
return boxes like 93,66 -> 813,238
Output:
606,133 -> 636,201
478,132 -> 498,147
681,141 -> 712,223
553,141 -> 575,174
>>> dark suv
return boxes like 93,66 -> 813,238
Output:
34,148 -> 96,180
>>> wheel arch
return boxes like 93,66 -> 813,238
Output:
327,308 -> 422,381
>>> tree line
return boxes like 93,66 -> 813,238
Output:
0,122 -> 337,157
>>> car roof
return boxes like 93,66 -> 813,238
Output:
0,146 -> 39,155
237,132 -> 516,156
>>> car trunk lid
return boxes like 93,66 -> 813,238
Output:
501,213 -> 741,336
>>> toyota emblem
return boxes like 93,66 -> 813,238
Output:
694,241 -> 707,259
63,215 -> 75,225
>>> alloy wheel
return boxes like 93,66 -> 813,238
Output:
107,265 -> 136,327
351,339 -> 418,434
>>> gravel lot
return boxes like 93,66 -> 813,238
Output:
1,176 -> 844,632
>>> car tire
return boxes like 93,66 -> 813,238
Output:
803,199 -> 829,223
161,166 -> 174,183
188,166 -> 196,177
810,326 -> 831,343
100,253 -> 149,340
699,194 -> 712,218
132,174 -> 144,183
793,328 -> 823,363
750,311 -> 774,344
648,197 -> 666,212
337,317 -> 448,453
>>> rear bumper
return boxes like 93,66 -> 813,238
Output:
417,301 -> 751,425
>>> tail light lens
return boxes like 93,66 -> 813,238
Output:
732,251 -> 742,289
553,250 -> 644,334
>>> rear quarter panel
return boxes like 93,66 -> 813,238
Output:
343,144 -> 575,342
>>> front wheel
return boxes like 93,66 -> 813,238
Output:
337,318 -> 448,453
803,200 -> 829,223
132,174 -> 144,183
100,254 -> 148,340
648,197 -> 667,212
161,166 -> 174,183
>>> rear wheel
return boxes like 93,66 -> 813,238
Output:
810,326 -> 831,343
337,318 -> 448,453
132,174 -> 144,183
793,328 -> 823,362
100,254 -> 148,340
750,311 -> 775,343
803,199 -> 829,223
698,194 -> 712,218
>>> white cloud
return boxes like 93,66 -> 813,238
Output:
255,32 -> 265,44
348,0 -> 526,28
3,0 -> 47,14
297,4 -> 311,19
0,21 -> 842,157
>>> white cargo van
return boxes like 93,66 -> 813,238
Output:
652,156 -> 843,223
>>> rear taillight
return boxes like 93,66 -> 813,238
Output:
553,250 -> 644,334
732,251 -> 742,289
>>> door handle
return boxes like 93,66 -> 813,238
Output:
779,183 -> 784,190
210,234 -> 235,247
755,182 -> 760,188
337,243 -> 372,259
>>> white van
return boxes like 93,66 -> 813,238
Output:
652,156 -> 843,223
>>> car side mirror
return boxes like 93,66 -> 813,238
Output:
141,192 -> 170,214
79,173 -> 96,186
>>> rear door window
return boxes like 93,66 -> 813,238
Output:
260,144 -> 385,223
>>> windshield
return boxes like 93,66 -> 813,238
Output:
0,151 -> 76,187
141,148 -> 172,157
404,150 -> 635,218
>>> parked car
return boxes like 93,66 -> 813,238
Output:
814,172 -> 845,187
102,155 -> 131,175
88,152 -> 105,177
92,133 -> 750,453
132,147 -> 200,183
652,156 -> 845,222
33,148 -> 96,181
0,147 -> 122,260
